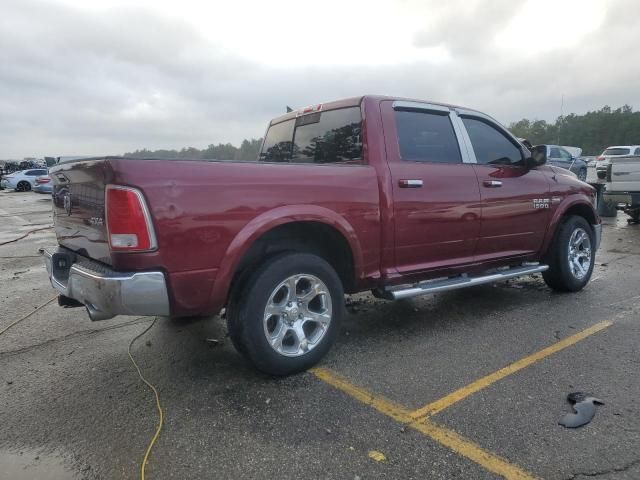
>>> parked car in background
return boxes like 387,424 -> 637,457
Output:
540,145 -> 588,181
41,95 -> 600,375
0,168 -> 48,191
596,145 -> 640,179
34,175 -> 53,194
603,151 -> 640,223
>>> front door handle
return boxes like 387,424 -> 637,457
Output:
399,179 -> 423,188
483,180 -> 503,188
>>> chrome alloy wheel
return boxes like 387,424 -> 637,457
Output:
567,227 -> 592,280
263,274 -> 332,357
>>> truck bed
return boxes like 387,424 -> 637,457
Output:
49,157 -> 381,315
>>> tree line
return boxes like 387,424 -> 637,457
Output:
124,138 -> 262,161
509,105 -> 639,155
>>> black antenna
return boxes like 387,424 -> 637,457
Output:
286,106 -> 293,113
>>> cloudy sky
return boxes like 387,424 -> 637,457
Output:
1,0 -> 638,158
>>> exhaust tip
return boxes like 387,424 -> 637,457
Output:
86,303 -> 114,321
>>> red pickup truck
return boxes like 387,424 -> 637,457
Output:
41,95 -> 600,375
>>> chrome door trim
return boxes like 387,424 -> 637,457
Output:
450,112 -> 477,164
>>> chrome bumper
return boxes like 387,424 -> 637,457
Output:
40,246 -> 170,321
593,223 -> 602,251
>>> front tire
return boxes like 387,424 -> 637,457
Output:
543,215 -> 595,292
577,168 -> 587,182
228,253 -> 344,376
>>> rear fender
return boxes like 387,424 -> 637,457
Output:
206,205 -> 364,313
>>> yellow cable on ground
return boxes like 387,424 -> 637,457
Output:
127,317 -> 163,480
0,295 -> 57,336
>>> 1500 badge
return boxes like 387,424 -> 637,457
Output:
533,198 -> 550,209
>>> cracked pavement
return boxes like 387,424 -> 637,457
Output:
1,189 -> 639,479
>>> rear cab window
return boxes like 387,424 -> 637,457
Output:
260,107 -> 362,164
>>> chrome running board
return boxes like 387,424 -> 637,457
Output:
385,263 -> 549,300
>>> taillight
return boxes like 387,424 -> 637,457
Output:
106,185 -> 157,251
37,177 -> 50,184
596,156 -> 604,162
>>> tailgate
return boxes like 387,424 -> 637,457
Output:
50,158 -> 111,265
610,156 -> 640,191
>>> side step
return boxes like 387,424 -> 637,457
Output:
384,263 -> 549,300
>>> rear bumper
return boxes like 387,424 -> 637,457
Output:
40,246 -> 170,321
34,184 -> 53,193
603,191 -> 640,206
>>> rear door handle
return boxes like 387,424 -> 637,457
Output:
399,179 -> 423,188
483,180 -> 503,188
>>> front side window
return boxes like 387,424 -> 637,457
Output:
634,147 -> 640,155
557,148 -> 572,160
394,110 -> 461,164
291,107 -> 362,164
462,118 -> 523,165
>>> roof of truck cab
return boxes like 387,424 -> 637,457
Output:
268,95 -> 483,125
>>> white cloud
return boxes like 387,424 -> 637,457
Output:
0,0 -> 638,157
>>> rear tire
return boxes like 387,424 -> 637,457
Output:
543,215 -> 595,292
228,252 -> 343,376
16,181 -> 31,192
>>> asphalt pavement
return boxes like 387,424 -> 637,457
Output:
0,187 -> 638,480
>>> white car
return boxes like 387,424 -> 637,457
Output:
0,168 -> 48,191
596,145 -> 640,179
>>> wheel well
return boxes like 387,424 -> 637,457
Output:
228,221 -> 356,305
543,203 -> 597,261
563,203 -> 597,226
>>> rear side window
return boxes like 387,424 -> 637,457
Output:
395,110 -> 461,163
260,107 -> 362,164
603,148 -> 630,156
260,120 -> 294,162
462,118 -> 523,165
291,107 -> 362,164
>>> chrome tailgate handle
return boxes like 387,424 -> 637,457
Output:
483,180 -> 503,188
399,179 -> 423,188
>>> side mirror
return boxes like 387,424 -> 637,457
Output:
526,145 -> 547,168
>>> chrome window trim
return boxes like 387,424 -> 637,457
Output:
450,112 -> 477,164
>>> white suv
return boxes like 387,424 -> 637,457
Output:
596,145 -> 640,179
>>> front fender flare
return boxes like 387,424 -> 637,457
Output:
540,195 -> 598,256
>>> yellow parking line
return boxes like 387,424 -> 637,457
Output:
410,320 -> 612,420
312,368 -> 537,480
